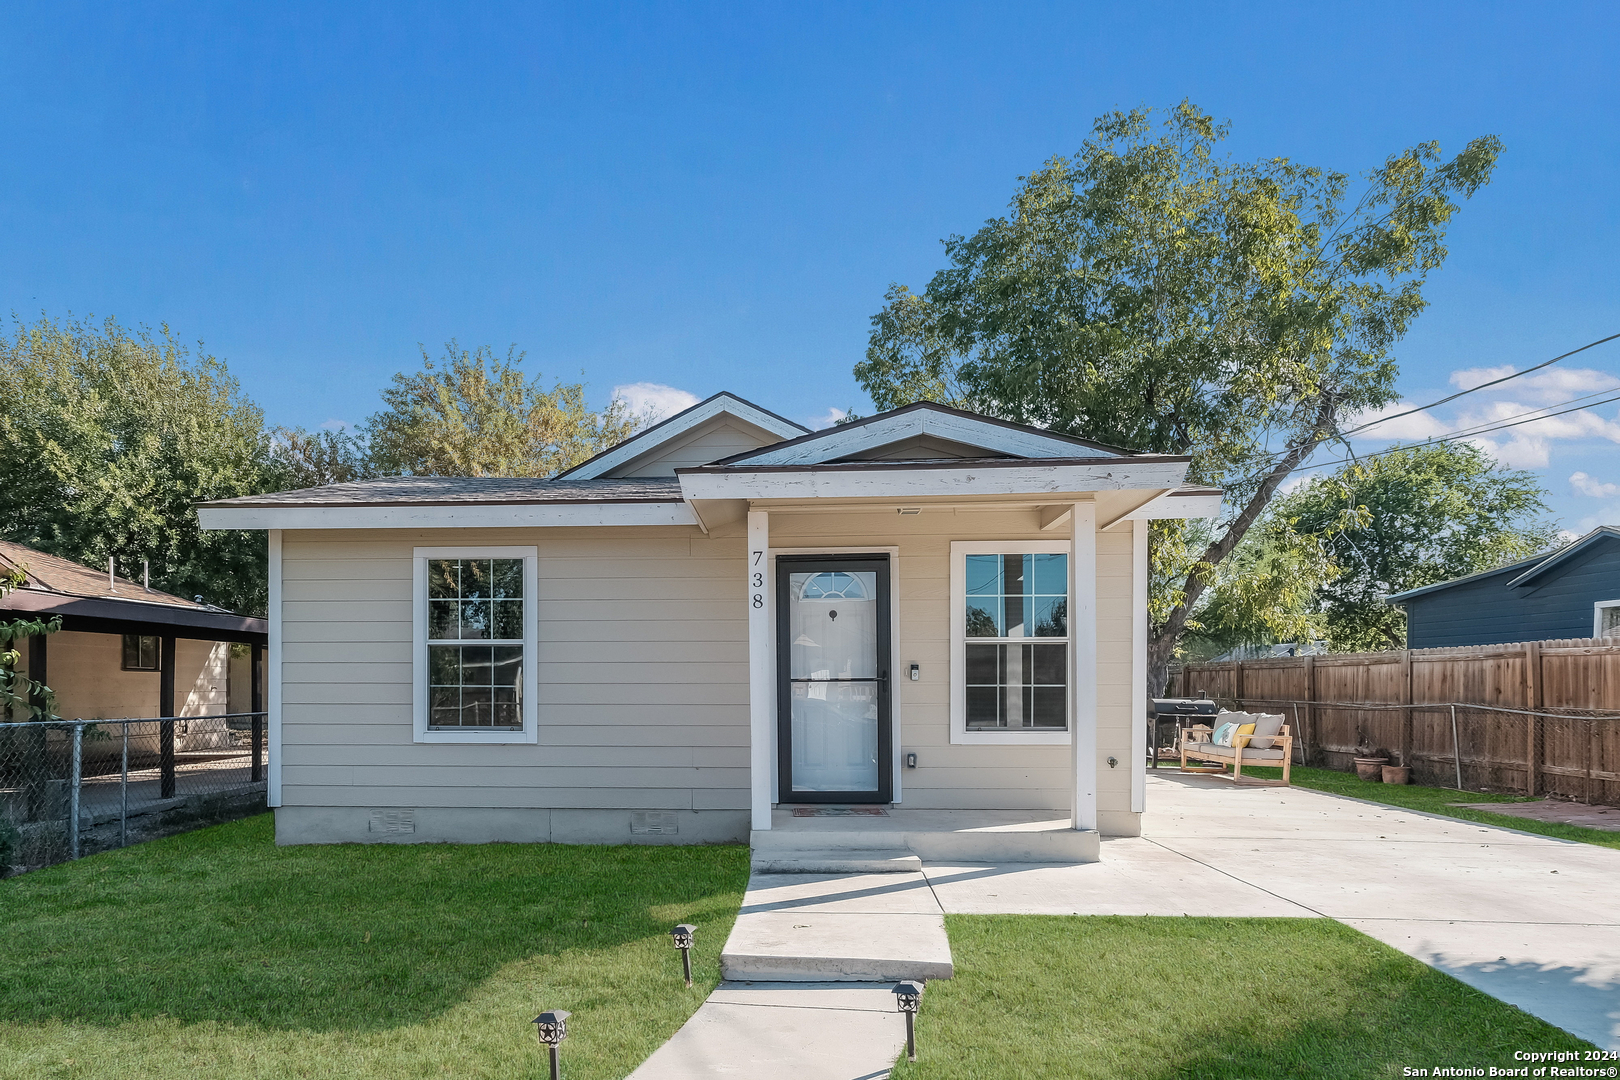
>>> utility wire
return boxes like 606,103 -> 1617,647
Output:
1336,330 -> 1620,440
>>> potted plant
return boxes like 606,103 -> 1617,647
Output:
1382,754 -> 1411,785
1353,745 -> 1392,782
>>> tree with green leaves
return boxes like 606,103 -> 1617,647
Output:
366,343 -> 642,478
1271,442 -> 1557,651
0,316 -> 280,615
855,102 -> 1502,691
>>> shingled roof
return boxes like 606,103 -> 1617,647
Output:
199,476 -> 683,509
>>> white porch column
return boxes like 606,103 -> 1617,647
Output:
1071,502 -> 1098,831
267,528 -> 283,809
747,510 -> 773,831
1131,517 -> 1148,814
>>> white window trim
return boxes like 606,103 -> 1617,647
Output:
950,539 -> 1073,746
1596,599 -> 1620,639
412,546 -> 539,744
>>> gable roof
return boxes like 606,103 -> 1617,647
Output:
0,541 -> 216,612
202,476 -> 682,508
707,401 -> 1135,468
556,392 -> 808,480
1386,527 -> 1619,603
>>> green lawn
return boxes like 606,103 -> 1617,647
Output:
0,814 -> 750,1080
890,916 -> 1591,1080
1238,764 -> 1620,850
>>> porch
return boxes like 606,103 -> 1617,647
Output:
750,806 -> 1098,871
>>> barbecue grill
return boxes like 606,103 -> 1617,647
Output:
1147,696 -> 1218,768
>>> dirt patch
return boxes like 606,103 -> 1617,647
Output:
1453,799 -> 1620,831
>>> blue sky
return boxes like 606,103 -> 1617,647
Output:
2,2 -> 1617,530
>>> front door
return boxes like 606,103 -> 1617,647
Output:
776,555 -> 893,804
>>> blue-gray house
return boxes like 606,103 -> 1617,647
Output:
1389,527 -> 1620,649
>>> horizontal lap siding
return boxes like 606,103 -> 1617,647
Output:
280,526 -> 747,811
768,505 -> 1135,815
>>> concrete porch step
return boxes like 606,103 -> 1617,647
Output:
753,808 -> 1100,863
720,872 -> 954,983
751,849 -> 922,874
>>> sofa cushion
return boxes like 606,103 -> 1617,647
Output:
1189,742 -> 1285,762
1248,712 -> 1285,749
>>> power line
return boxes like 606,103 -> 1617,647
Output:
1337,330 -> 1620,440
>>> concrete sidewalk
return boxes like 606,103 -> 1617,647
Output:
624,983 -> 905,1080
920,773 -> 1620,1049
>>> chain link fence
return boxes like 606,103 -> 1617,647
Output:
1207,696 -> 1620,804
0,712 -> 266,876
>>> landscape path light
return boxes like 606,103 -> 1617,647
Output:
892,980 -> 924,1062
671,923 -> 697,987
532,1009 -> 570,1080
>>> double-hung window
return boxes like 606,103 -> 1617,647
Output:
413,547 -> 538,743
950,540 -> 1071,744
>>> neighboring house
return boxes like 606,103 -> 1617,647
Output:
0,542 -> 268,728
198,395 -> 1220,856
1389,527 -> 1620,649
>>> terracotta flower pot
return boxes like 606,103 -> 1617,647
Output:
1381,765 -> 1411,785
1353,756 -> 1390,781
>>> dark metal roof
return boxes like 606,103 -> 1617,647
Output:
1384,527 -> 1620,604
199,475 -> 684,509
0,541 -> 266,642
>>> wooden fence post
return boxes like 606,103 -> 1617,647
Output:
1304,654 -> 1316,766
1524,640 -> 1542,796
1400,649 -> 1413,769
1234,661 -> 1245,709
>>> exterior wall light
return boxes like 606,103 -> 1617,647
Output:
892,980 -> 924,1062
672,923 -> 697,987
532,1010 -> 570,1080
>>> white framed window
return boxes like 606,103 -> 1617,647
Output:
412,546 -> 538,744
950,540 -> 1072,745
1597,600 -> 1620,640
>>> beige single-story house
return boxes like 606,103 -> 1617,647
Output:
198,396 -> 1218,858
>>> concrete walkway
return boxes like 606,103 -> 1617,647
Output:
922,773 -> 1620,1050
624,983 -> 905,1080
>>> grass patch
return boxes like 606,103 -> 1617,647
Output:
891,916 -> 1590,1080
1235,764 -> 1620,850
0,814 -> 749,1079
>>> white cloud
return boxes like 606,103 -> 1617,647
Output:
1571,471 -> 1620,498
809,407 -> 848,430
1345,402 -> 1450,441
1449,365 -> 1517,391
320,418 -> 357,432
1451,365 -> 1617,405
612,382 -> 700,422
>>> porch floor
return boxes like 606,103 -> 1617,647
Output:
753,807 -> 1098,867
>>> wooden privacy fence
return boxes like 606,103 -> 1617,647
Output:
1172,637 -> 1620,803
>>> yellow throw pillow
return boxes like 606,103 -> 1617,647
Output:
1233,723 -> 1256,746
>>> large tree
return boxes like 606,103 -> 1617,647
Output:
1269,442 -> 1557,651
367,343 -> 641,477
0,316 -> 279,615
855,103 -> 1501,691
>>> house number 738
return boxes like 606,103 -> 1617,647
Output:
751,551 -> 764,608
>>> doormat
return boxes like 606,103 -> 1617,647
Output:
790,807 -> 889,817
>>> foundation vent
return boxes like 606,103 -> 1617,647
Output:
630,811 -> 679,835
369,808 -> 416,835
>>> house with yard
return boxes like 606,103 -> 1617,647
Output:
0,541 -> 267,738
1389,526 -> 1620,649
197,395 -> 1219,860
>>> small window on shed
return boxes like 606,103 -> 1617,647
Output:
1599,602 -> 1620,640
122,634 -> 160,671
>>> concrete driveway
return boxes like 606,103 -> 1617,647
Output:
922,772 -> 1620,1049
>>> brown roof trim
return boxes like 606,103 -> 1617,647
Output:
703,401 -> 1142,467
554,391 -> 810,479
1,589 -> 267,640
678,453 -> 1192,475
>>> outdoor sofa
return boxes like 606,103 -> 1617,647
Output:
1179,710 -> 1293,786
